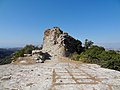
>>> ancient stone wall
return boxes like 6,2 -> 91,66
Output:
42,27 -> 82,57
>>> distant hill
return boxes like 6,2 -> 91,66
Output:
106,48 -> 120,51
0,48 -> 21,65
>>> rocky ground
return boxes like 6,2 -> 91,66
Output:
0,57 -> 120,90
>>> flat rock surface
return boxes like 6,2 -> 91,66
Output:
0,57 -> 120,90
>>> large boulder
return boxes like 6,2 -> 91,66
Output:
42,27 -> 82,57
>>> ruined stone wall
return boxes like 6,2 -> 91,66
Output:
42,27 -> 82,57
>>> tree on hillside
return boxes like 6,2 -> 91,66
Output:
84,39 -> 93,49
76,40 -> 83,54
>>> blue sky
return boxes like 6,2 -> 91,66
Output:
0,0 -> 120,48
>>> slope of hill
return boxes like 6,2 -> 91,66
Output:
0,48 -> 21,65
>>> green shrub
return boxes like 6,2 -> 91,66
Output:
14,45 -> 40,58
0,55 -> 12,65
100,52 -> 120,71
79,45 -> 120,71
80,45 -> 105,63
70,52 -> 80,61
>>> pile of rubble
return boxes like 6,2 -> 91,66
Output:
32,50 -> 51,63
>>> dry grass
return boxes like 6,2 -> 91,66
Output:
13,56 -> 36,65
58,57 -> 83,64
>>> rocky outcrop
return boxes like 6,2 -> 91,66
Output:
31,27 -> 82,62
42,27 -> 82,57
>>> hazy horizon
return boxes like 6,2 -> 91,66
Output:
0,0 -> 120,49
0,42 -> 120,50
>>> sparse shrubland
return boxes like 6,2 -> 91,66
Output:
70,52 -> 80,61
70,39 -> 120,71
0,45 -> 42,65
80,46 -> 120,71
14,45 -> 41,58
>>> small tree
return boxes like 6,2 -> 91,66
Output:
24,45 -> 35,54
84,39 -> 93,49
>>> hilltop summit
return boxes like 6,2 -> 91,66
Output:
0,27 -> 120,90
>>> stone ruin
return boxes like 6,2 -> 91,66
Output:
32,27 -> 82,62
42,27 -> 82,56
32,50 -> 51,63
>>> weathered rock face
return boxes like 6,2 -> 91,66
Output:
42,27 -> 82,57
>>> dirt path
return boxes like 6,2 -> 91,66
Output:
0,57 -> 120,90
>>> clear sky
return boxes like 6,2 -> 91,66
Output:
0,0 -> 120,48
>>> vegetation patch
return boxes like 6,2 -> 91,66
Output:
13,45 -> 41,59
0,48 -> 19,65
70,39 -> 120,71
